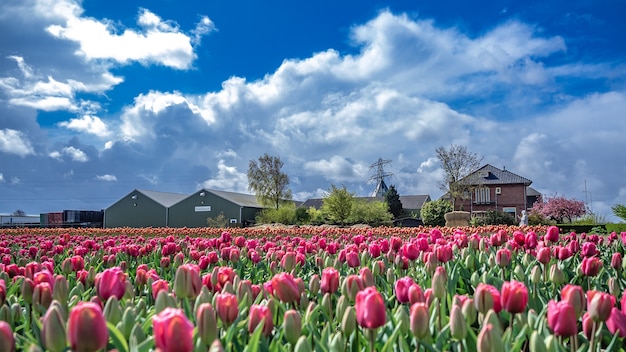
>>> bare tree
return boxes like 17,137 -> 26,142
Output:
435,144 -> 483,209
12,209 -> 26,216
248,154 -> 292,209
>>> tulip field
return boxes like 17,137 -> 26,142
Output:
1,224 -> 626,352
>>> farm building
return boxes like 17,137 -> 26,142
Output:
446,164 -> 541,219
104,188 -> 264,228
168,189 -> 264,228
104,189 -> 187,228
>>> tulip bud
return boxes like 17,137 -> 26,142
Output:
21,278 -> 34,304
527,309 -> 538,328
549,264 -> 565,285
284,310 -> 302,346
52,275 -> 69,308
209,339 -> 225,352
335,295 -> 349,323
116,306 -> 135,340
410,302 -> 430,340
513,265 -> 525,282
309,275 -> 320,296
67,302 -> 108,352
321,293 -> 332,318
341,306 -> 356,337
0,321 -> 15,352
530,266 -> 542,285
462,299 -> 477,325
304,302 -> 318,326
587,290 -> 614,322
174,264 -> 202,300
464,255 -> 476,271
61,258 -> 73,275
386,268 -> 395,285
130,323 -> 147,344
42,302 -> 67,352
0,305 -> 12,329
103,296 -> 123,325
529,331 -> 547,352
394,306 -> 409,335
155,290 -> 176,314
294,336 -> 312,352
196,303 -> 218,346
450,304 -> 467,340
432,267 -> 447,299
329,332 -> 345,352
195,286 -> 213,314
476,323 -> 504,352
214,292 -> 239,327
33,282 -> 53,311
608,277 -> 620,297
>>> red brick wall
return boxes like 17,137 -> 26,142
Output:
454,184 -> 527,216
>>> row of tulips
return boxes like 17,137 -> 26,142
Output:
0,225 -> 625,351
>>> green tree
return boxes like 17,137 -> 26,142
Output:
207,212 -> 228,228
255,203 -> 297,225
612,204 -> 626,222
294,206 -> 311,224
435,144 -> 482,210
321,184 -> 354,225
247,154 -> 292,209
384,185 -> 403,219
420,199 -> 452,226
348,199 -> 393,225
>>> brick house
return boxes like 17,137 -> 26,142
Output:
450,164 -> 540,219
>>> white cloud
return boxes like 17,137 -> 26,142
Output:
46,8 -> 212,69
50,146 -> 89,162
0,129 -> 35,157
96,174 -> 117,182
0,173 -> 4,183
120,91 -> 214,138
58,115 -> 111,137
199,160 -> 249,193
10,177 -> 21,185
304,156 -> 369,183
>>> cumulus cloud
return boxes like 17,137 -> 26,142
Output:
0,129 -> 35,157
0,173 -> 4,182
46,7 -> 212,69
199,160 -> 249,194
96,174 -> 117,181
49,146 -> 89,162
58,115 -> 111,137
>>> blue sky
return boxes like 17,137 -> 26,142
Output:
1,0 -> 625,220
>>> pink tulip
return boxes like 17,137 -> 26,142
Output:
67,302 -> 109,352
95,266 -> 126,301
500,281 -> 528,314
355,286 -> 386,329
153,308 -> 194,352
248,305 -> 273,337
215,292 -> 239,327
271,273 -> 300,304
320,267 -> 339,294
547,300 -> 577,336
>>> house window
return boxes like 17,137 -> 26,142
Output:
474,187 -> 491,204
503,207 -> 516,218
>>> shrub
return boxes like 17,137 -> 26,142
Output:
207,212 -> 229,228
294,206 -> 311,225
605,223 -> 626,233
256,204 -> 297,225
420,200 -> 452,227
473,210 -> 516,226
347,199 -> 393,226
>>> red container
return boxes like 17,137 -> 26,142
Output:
47,212 -> 64,227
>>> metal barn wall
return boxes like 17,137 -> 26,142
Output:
168,191 -> 241,227
104,192 -> 167,228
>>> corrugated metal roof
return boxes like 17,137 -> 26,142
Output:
526,186 -> 541,196
137,189 -> 188,208
204,189 -> 263,208
458,164 -> 532,186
